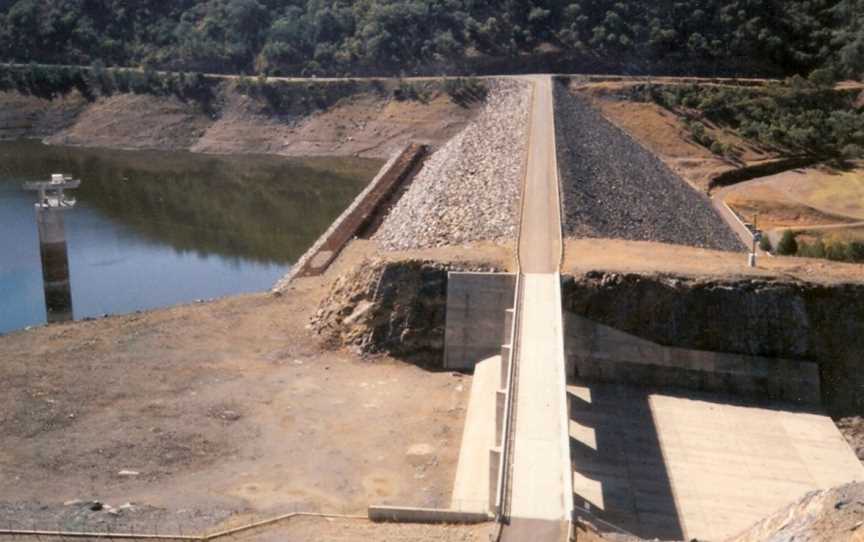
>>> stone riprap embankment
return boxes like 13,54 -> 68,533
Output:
553,80 -> 743,251
374,79 -> 531,250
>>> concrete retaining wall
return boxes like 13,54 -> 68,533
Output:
444,272 -> 517,370
368,505 -> 490,524
565,313 -> 821,404
272,143 -> 426,291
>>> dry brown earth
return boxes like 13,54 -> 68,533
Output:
563,238 -> 864,285
0,85 -> 479,160
0,240 -> 512,535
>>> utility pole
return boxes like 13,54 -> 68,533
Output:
749,212 -> 760,268
23,174 -> 80,323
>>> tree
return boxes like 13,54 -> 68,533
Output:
776,230 -> 799,255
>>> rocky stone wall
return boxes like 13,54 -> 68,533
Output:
312,258 -> 503,366
562,271 -> 864,415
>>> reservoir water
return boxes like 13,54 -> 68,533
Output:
0,140 -> 380,334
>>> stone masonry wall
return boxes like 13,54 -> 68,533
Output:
562,272 -> 864,415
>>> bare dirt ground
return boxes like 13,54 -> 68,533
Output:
2,86 -> 478,160
1,517 -> 496,542
44,93 -> 212,151
232,516 -> 496,542
563,238 -> 864,285
192,92 -> 474,159
0,91 -> 88,140
0,245 -> 482,535
723,163 -> 864,225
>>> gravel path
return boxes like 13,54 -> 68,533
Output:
374,79 -> 530,250
554,82 -> 744,252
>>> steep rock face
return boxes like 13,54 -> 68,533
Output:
312,258 -> 500,365
726,482 -> 864,542
562,272 -> 864,414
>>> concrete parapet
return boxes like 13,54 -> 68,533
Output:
488,447 -> 502,515
503,308 -> 515,344
444,272 -> 517,370
495,390 -> 507,445
500,345 -> 511,387
272,143 -> 426,291
451,356 -> 499,513
368,506 -> 490,524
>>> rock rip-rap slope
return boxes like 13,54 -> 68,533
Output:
553,80 -> 743,252
374,79 -> 531,250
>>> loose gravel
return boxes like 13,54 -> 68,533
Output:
374,79 -> 531,250
553,81 -> 744,252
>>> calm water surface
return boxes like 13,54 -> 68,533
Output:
0,140 -> 380,334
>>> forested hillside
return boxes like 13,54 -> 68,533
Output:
0,0 -> 863,78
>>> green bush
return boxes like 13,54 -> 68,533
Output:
776,230 -> 799,255
797,239 -> 826,258
758,235 -> 772,252
797,238 -> 864,262
443,78 -> 488,106
710,140 -> 725,155
639,82 -> 864,159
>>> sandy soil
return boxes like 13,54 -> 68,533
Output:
563,238 -> 864,285
723,182 -> 856,230
232,516 -> 496,542
0,259 -> 473,533
725,164 -> 864,223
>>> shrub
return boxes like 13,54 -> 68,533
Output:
776,230 -> 799,255
797,239 -> 825,258
758,235 -> 772,252
394,79 -> 419,101
847,241 -> 864,261
808,68 -> 836,88
443,77 -> 488,106
842,144 -> 864,159
826,241 -> 849,261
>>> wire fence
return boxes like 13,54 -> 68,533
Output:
0,497 -> 494,542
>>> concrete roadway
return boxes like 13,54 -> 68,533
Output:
502,76 -> 573,541
518,76 -> 563,273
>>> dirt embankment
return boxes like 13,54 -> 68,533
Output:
0,81 -> 480,159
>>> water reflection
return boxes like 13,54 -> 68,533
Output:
0,140 -> 381,333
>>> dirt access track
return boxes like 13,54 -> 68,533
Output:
0,242 -> 515,537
